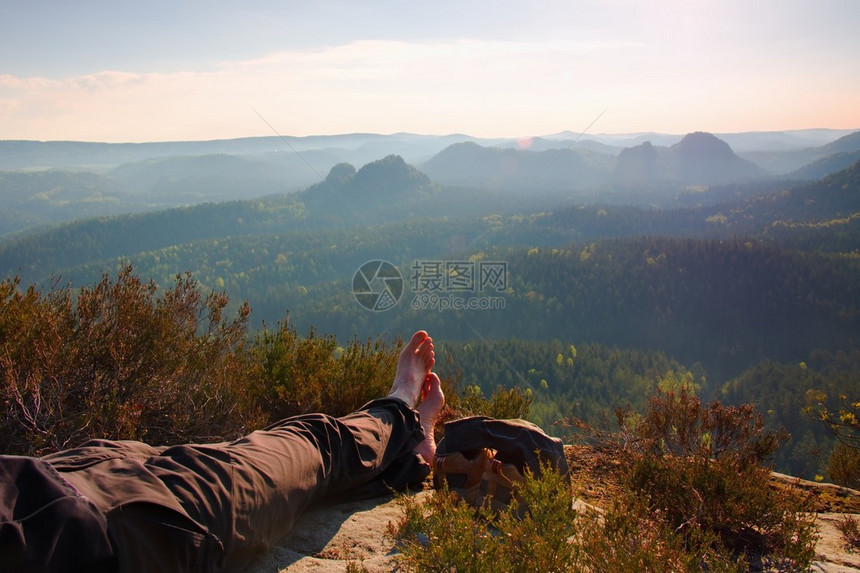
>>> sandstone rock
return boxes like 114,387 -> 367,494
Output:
244,491 -> 430,573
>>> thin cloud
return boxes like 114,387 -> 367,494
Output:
1,39 -> 642,141
1,37 -> 856,142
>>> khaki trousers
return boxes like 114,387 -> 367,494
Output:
2,398 -> 428,573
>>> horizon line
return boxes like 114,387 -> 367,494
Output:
3,126 -> 859,146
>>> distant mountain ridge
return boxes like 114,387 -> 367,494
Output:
3,129 -> 860,238
2,128 -> 855,171
425,131 -> 767,192
300,155 -> 438,222
109,153 -> 317,204
3,154 -> 858,289
419,142 -> 611,191
0,170 -> 142,236
726,158 -> 860,227
0,134 -> 489,171
740,130 -> 860,175
787,150 -> 860,181
614,132 -> 765,185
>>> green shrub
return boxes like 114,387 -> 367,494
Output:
578,497 -> 746,573
394,465 -> 748,572
394,463 -> 584,573
621,388 -> 818,569
0,265 -> 261,454
446,383 -> 532,420
806,390 -> 860,450
250,319 -> 399,421
828,442 -> 860,488
396,387 -> 819,572
806,390 -> 860,488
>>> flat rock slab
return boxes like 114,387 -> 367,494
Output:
812,513 -> 860,572
245,491 -> 430,573
243,475 -> 860,572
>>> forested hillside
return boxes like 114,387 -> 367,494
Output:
1,148 -> 858,476
0,170 -> 144,236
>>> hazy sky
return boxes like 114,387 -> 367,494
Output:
2,0 -> 858,142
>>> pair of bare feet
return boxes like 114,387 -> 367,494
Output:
388,330 -> 444,464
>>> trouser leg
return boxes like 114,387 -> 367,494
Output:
31,397 -> 426,573
178,397 -> 428,570
111,397 -> 428,573
0,456 -> 115,573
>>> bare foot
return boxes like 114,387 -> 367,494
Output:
388,331 -> 435,407
415,372 -> 444,463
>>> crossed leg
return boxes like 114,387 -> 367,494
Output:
386,330 -> 445,463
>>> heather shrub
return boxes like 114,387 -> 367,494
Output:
806,390 -> 860,488
835,515 -> 860,551
457,384 -> 533,420
249,323 -> 531,437
396,387 -> 818,572
0,265 -> 261,454
395,488 -> 505,572
828,442 -> 860,489
577,497 -> 745,573
619,387 -> 818,569
250,319 -> 399,421
806,391 -> 860,449
395,464 -> 746,572
394,463 -> 584,572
